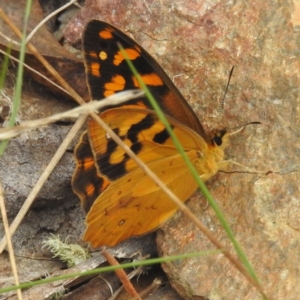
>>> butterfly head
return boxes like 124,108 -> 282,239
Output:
210,128 -> 231,152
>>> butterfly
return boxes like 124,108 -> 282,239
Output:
72,20 -> 229,248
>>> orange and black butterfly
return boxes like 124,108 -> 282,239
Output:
72,20 -> 229,248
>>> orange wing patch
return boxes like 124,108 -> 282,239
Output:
104,75 -> 126,96
113,48 -> 141,66
89,62 -> 100,77
99,29 -> 114,39
132,73 -> 164,88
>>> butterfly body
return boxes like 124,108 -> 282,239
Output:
72,20 -> 228,248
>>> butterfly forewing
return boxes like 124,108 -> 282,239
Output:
83,20 -> 210,142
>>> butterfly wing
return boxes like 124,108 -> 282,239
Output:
84,148 -> 200,248
83,20 -> 210,142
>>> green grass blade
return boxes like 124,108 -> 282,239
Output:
0,0 -> 33,156
118,44 -> 260,284
0,47 -> 11,89
0,250 -> 221,294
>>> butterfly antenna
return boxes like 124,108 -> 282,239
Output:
227,121 -> 261,136
212,121 -> 260,146
218,66 -> 234,114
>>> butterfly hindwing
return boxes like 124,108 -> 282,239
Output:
84,150 -> 200,247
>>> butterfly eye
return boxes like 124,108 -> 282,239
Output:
212,129 -> 227,146
213,135 -> 222,146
